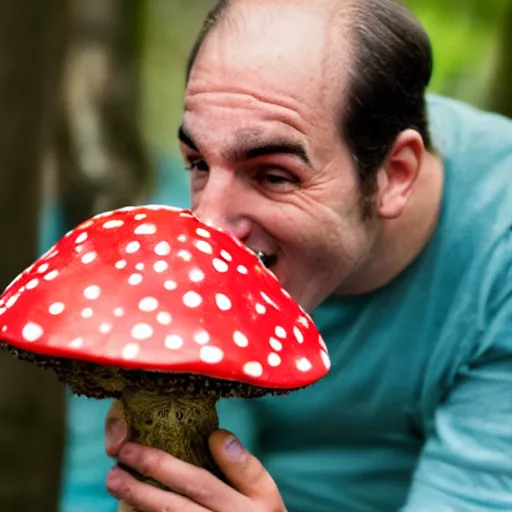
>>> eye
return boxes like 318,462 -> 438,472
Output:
185,158 -> 209,173
257,170 -> 300,190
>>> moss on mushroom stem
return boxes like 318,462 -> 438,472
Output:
120,389 -> 222,489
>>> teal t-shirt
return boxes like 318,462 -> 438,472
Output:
58,96 -> 512,511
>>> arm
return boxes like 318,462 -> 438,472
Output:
403,270 -> 512,511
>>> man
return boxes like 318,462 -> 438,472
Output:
101,0 -> 512,510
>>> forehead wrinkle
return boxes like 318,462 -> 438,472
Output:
185,88 -> 309,136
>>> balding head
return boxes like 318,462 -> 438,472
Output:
187,0 -> 433,196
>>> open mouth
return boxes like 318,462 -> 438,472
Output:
255,251 -> 277,269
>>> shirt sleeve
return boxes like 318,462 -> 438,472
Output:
402,235 -> 512,511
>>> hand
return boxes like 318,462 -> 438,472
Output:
105,400 -> 287,512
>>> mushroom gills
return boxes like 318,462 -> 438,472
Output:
120,389 -> 223,486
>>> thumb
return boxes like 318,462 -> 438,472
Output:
105,399 -> 128,457
209,429 -> 280,501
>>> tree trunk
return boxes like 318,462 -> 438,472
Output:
56,0 -> 152,232
0,0 -> 68,511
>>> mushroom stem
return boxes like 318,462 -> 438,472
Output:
119,389 -> 221,499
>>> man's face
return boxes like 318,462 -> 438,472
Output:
180,4 -> 379,311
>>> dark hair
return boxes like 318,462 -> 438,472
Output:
186,0 -> 433,194
342,0 -> 433,194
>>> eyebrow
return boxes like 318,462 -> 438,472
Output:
178,125 -> 311,166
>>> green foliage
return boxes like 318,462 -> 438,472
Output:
141,0 -> 510,155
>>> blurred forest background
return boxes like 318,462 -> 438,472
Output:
0,1 -> 510,511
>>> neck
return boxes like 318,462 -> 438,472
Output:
336,151 -> 444,296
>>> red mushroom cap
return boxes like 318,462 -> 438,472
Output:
0,206 -> 330,390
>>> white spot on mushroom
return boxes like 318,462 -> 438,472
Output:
220,250 -> 232,261
26,279 -> 39,290
122,343 -> 140,360
282,289 -> 292,298
177,234 -> 187,242
22,322 -> 43,342
213,258 -> 229,273
268,353 -> 282,367
134,223 -> 157,235
115,260 -> 127,269
319,336 -> 328,351
195,240 -> 213,254
155,241 -> 171,256
189,269 -> 205,283
196,228 -> 211,238
37,263 -> 49,273
261,292 -> 279,308
177,250 -> 192,261
298,316 -> 309,328
134,213 -> 147,221
233,331 -> 249,347
243,361 -> 263,377
100,323 -> 112,334
1,325 -> 6,332
215,293 -> 231,311
131,323 -> 153,340
139,297 -> 158,312
200,346 -> 224,364
293,326 -> 304,343
75,245 -> 84,253
103,220 -> 124,229
237,265 -> 248,274
44,270 -> 59,281
49,302 -> 65,315
269,337 -> 283,351
81,252 -> 96,264
79,220 -> 94,229
75,233 -> 88,244
125,241 -> 141,254
255,303 -> 266,314
183,291 -> 202,308
296,357 -> 313,372
164,280 -> 177,291
6,295 -> 18,308
81,308 -> 93,318
135,263 -> 144,271
194,330 -> 210,345
153,261 -> 168,273
69,337 -> 84,349
113,307 -> 125,317
84,285 -> 101,300
128,273 -> 143,285
165,334 -> 183,350
156,312 -> 172,325
321,350 -> 331,370
275,326 -> 287,339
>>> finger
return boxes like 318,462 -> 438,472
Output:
107,465 -> 210,512
105,399 -> 128,457
210,430 -> 282,502
117,442 -> 245,511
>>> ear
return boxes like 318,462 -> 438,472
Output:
376,129 -> 424,219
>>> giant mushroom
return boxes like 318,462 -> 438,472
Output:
0,205 -> 330,504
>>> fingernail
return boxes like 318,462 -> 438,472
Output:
224,436 -> 246,461
106,418 -> 127,446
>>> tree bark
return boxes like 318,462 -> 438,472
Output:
56,0 -> 152,232
0,0 -> 68,511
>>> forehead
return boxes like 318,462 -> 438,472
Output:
186,3 -> 350,131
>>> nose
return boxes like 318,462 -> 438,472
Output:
192,172 -> 253,242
